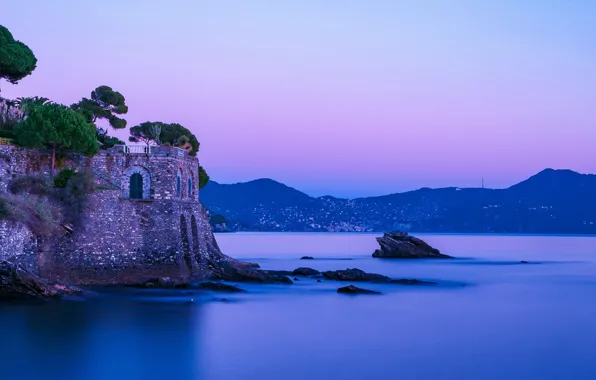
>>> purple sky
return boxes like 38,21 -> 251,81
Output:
2,1 -> 595,197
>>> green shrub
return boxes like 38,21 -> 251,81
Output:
53,169 -> 74,188
0,130 -> 14,138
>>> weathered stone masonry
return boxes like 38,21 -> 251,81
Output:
0,144 -> 217,285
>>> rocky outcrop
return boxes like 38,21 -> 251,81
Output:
0,261 -> 83,300
322,268 -> 390,282
292,267 -> 321,276
372,231 -> 452,259
300,256 -> 314,260
208,258 -> 293,284
337,285 -> 380,294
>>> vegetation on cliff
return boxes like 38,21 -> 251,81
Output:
199,165 -> 209,189
129,121 -> 200,156
0,169 -> 96,236
0,24 -> 37,92
71,85 -> 129,131
13,103 -> 99,176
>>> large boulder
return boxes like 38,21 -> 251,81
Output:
0,261 -> 83,300
322,268 -> 390,282
372,231 -> 452,259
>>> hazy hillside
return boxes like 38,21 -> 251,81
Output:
201,169 -> 596,234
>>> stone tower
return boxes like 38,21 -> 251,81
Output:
36,144 -> 210,285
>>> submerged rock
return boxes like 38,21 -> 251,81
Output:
209,262 -> 293,284
0,261 -> 83,300
292,267 -> 321,276
263,270 -> 293,276
197,282 -> 246,292
300,256 -> 315,260
322,268 -> 390,283
390,279 -> 437,285
372,231 -> 452,259
337,285 -> 380,295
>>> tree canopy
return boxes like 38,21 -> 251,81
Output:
14,103 -> 99,175
199,165 -> 209,189
71,85 -> 128,130
129,121 -> 164,145
160,123 -> 200,156
16,96 -> 51,117
129,121 -> 200,156
0,25 -> 37,89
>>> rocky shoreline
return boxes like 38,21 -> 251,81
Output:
0,231 -> 453,301
0,261 -> 85,301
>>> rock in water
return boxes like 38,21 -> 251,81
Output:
292,267 -> 321,276
337,285 -> 381,294
0,261 -> 83,300
372,231 -> 452,259
300,256 -> 315,260
197,282 -> 246,292
209,262 -> 293,284
390,279 -> 437,285
322,268 -> 390,282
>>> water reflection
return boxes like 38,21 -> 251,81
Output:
0,300 -> 203,380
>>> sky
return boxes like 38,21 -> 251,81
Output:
2,0 -> 595,198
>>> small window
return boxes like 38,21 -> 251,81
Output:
130,173 -> 143,199
176,175 -> 181,198
188,178 -> 192,199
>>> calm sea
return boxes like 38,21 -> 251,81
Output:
1,233 -> 596,380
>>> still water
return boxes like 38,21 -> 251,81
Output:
1,233 -> 596,380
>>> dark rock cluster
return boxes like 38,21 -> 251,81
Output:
372,231 -> 452,259
0,261 -> 83,300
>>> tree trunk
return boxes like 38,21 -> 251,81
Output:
50,146 -> 56,177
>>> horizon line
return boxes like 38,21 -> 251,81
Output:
207,168 -> 591,200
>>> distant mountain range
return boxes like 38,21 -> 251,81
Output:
200,169 -> 596,234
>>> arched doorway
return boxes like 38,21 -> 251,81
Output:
129,173 -> 143,199
122,165 -> 151,200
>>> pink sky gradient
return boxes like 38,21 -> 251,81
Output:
2,1 -> 595,197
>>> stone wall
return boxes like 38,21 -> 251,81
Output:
78,145 -> 200,202
0,144 -> 218,285
0,220 -> 38,272
39,190 -> 210,284
0,144 -> 54,192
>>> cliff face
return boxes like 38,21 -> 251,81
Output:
0,144 -> 229,286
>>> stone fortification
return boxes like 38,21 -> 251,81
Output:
0,143 -> 225,285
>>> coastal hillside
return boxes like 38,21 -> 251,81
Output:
201,169 -> 596,234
